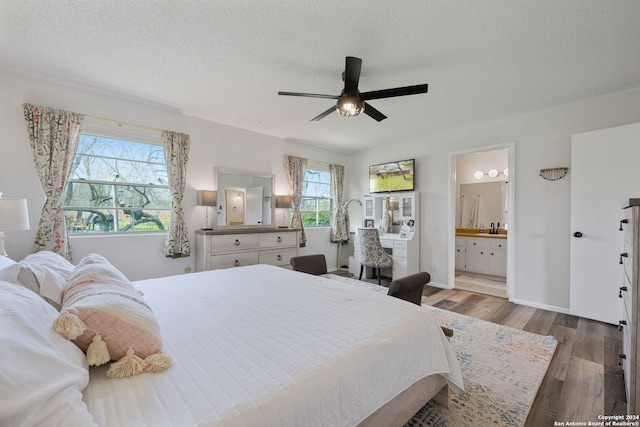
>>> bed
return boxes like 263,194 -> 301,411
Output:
0,253 -> 463,427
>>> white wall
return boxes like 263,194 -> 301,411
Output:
0,70 -> 344,280
347,88 -> 640,313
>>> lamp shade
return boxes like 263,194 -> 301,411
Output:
0,195 -> 29,231
275,196 -> 292,209
197,190 -> 217,207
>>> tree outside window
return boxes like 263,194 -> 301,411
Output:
301,168 -> 332,227
62,133 -> 172,233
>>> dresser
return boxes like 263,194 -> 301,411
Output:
620,198 -> 640,414
195,228 -> 299,272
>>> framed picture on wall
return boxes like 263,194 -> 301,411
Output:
364,219 -> 374,228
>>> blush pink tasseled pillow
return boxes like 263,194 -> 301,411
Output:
53,253 -> 171,378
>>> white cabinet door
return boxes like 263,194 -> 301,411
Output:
570,122 -> 640,324
465,238 -> 487,273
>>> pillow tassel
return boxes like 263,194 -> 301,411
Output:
86,334 -> 110,366
144,353 -> 173,373
52,310 -> 86,340
106,348 -> 146,379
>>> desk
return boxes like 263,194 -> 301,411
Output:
352,232 -> 419,280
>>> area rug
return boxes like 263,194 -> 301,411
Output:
405,306 -> 558,427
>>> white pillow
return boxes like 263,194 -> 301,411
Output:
0,256 -> 16,270
0,281 -> 97,427
0,251 -> 75,309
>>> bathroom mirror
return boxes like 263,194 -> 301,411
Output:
458,182 -> 506,228
214,167 -> 275,227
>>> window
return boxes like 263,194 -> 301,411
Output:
62,120 -> 171,234
300,164 -> 332,227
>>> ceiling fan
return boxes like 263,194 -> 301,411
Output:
278,56 -> 428,122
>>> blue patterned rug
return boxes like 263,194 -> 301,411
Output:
324,275 -> 558,427
406,306 -> 557,427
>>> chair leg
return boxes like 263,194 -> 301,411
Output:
377,268 -> 382,286
359,265 -> 364,280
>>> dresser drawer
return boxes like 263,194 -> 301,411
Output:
259,248 -> 297,266
393,240 -> 408,250
260,232 -> 297,248
210,251 -> 259,270
393,249 -> 407,260
210,233 -> 260,253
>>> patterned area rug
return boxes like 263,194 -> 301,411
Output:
406,306 -> 557,427
324,275 -> 558,427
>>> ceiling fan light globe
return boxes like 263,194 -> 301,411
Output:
336,93 -> 364,117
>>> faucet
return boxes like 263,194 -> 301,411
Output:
490,222 -> 496,234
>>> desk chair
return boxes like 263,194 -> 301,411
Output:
356,228 -> 393,286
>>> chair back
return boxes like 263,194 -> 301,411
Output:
290,254 -> 328,275
356,228 -> 393,268
388,272 -> 431,305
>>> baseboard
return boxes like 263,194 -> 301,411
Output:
510,297 -> 570,315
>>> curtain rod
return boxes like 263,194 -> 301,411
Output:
84,114 -> 164,133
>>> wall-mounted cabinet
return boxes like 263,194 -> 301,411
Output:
362,192 -> 416,233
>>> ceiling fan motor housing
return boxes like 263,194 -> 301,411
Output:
336,91 -> 365,116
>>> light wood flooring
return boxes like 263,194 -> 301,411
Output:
339,272 -> 627,424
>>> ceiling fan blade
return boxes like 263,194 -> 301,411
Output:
278,91 -> 339,100
360,84 -> 428,100
344,57 -> 362,93
363,102 -> 387,122
311,106 -> 337,121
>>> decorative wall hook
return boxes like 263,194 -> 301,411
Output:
539,167 -> 568,181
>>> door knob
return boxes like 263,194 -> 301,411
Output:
573,231 -> 583,238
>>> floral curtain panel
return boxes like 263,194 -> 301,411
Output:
330,164 -> 348,243
22,103 -> 84,260
162,130 -> 191,258
283,155 -> 308,247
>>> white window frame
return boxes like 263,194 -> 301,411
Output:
62,118 -> 171,235
300,161 -> 333,228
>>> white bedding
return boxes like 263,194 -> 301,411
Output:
82,265 -> 463,427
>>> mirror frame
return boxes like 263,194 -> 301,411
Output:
214,167 -> 276,228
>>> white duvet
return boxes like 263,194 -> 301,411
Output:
82,265 -> 463,427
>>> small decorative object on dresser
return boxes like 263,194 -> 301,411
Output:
195,228 -> 299,272
620,198 -> 640,415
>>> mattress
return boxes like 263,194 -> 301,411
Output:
82,264 -> 463,426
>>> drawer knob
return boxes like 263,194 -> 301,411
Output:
277,236 -> 282,242
620,218 -> 628,231
619,286 -> 628,298
235,239 -> 240,246
277,254 -> 282,261
619,354 -> 627,365
234,259 -> 240,266
619,320 -> 627,331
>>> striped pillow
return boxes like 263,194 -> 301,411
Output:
53,253 -> 171,378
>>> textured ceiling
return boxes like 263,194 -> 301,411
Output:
2,1 -> 640,153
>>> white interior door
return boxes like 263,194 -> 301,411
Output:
570,122 -> 640,324
246,186 -> 263,225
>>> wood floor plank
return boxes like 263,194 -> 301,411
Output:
523,309 -> 557,336
500,304 -> 537,330
546,324 -> 576,381
573,318 -> 609,364
556,356 -> 604,421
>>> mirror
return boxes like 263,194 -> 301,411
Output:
458,182 -> 505,228
214,168 -> 275,227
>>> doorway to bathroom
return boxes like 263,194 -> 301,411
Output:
450,144 -> 514,299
